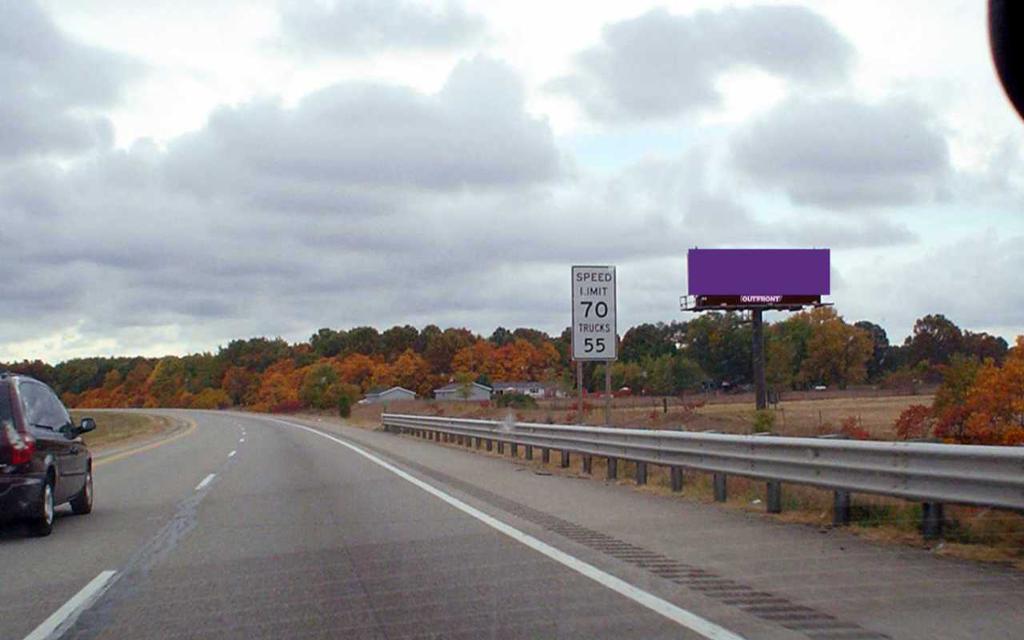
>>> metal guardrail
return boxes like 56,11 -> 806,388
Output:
382,413 -> 1024,535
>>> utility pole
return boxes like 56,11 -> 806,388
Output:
577,360 -> 584,425
752,309 -> 767,411
604,363 -> 611,425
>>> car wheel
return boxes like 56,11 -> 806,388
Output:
70,468 -> 93,515
29,478 -> 55,537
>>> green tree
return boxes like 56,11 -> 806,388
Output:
310,328 -> 348,357
299,364 -> 341,410
682,313 -> 751,385
147,357 -> 187,406
904,314 -> 963,367
345,326 -> 382,356
621,323 -> 677,363
854,321 -> 890,381
380,325 -> 419,360
488,326 -> 514,346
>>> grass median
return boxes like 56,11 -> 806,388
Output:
69,410 -> 179,451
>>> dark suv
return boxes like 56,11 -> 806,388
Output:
0,373 -> 95,536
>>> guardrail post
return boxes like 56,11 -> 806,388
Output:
766,481 -> 782,513
525,445 -> 533,460
497,441 -> 504,454
510,442 -> 518,458
475,437 -> 481,449
486,438 -> 493,451
560,450 -> 570,468
583,455 -> 593,474
833,491 -> 851,526
542,448 -> 550,463
607,457 -> 617,479
670,467 -> 683,492
635,462 -> 647,485
922,502 -> 944,540
713,473 -> 727,502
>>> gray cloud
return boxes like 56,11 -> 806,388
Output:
851,232 -> 1024,341
164,56 -> 560,199
0,0 -> 139,159
552,5 -> 853,121
278,0 -> 484,54
731,96 -> 951,208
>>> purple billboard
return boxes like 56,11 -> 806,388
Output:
687,249 -> 830,299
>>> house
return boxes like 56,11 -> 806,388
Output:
490,380 -> 550,399
433,382 -> 492,401
359,386 -> 417,404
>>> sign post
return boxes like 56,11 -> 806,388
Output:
572,265 -> 617,425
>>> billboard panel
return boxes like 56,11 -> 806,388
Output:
687,249 -> 829,296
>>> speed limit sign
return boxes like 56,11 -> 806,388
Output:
571,265 -> 617,360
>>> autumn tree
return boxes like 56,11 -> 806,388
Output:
423,327 -> 476,374
389,349 -> 432,396
336,353 -> 379,391
145,357 -> 188,407
221,366 -> 257,405
795,307 -> 872,389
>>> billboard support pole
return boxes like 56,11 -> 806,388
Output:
752,309 -> 767,411
604,362 -> 612,426
577,360 -> 584,425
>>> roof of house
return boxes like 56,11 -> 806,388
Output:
364,386 -> 416,398
434,382 -> 493,393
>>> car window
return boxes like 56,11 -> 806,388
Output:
0,382 -> 13,431
19,382 -> 47,428
43,386 -> 72,429
20,381 -> 69,429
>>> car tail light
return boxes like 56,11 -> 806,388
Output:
2,422 -> 34,466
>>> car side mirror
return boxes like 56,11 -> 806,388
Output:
79,417 -> 96,434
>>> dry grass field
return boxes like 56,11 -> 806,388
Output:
694,394 -> 935,438
345,392 -> 933,440
70,410 -> 178,450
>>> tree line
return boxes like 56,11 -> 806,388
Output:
0,310 -> 1012,415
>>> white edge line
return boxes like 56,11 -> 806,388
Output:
268,418 -> 746,640
195,473 -> 216,491
24,570 -> 117,640
239,438 -> 246,443
228,450 -> 237,458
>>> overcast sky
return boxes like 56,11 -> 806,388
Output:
3,0 -> 1023,362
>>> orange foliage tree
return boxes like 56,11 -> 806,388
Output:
895,337 -> 1024,445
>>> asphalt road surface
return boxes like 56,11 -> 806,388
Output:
2,411 -> 1022,640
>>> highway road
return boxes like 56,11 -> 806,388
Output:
2,411 -> 1023,640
